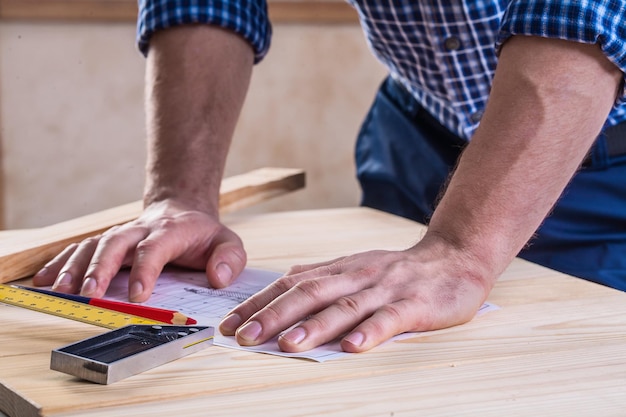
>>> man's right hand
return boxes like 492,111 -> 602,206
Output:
32,199 -> 247,302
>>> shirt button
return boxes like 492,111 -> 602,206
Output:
444,37 -> 461,51
471,110 -> 483,123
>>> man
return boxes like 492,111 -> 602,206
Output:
33,0 -> 625,354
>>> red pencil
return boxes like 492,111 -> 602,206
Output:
14,286 -> 197,325
88,298 -> 197,325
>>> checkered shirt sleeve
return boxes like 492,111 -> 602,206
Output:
136,0 -> 272,63
498,0 -> 626,105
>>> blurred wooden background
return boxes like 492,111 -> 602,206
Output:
0,0 -> 358,22
0,0 -> 387,229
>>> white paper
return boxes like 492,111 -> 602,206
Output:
103,267 -> 499,362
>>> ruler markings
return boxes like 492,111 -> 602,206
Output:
0,284 -> 161,329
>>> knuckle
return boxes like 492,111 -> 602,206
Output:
57,266 -> 79,278
86,260 -> 115,277
220,243 -> 247,265
302,315 -> 329,333
154,216 -> 178,231
240,291 -> 273,314
79,236 -> 100,248
323,263 -> 341,276
367,304 -> 409,335
102,225 -> 121,235
257,302 -> 283,323
271,275 -> 299,294
285,264 -> 304,275
98,231 -> 121,246
380,303 -> 403,323
135,237 -> 164,253
292,279 -> 324,300
409,308 -> 436,331
365,319 -> 387,338
334,295 -> 361,317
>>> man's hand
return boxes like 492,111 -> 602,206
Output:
33,199 -> 246,302
220,233 -> 490,353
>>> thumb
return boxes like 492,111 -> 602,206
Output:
205,233 -> 247,288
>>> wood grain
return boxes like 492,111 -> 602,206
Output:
0,0 -> 358,23
0,167 -> 304,283
1,207 -> 626,416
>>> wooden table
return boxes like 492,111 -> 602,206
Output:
1,207 -> 626,416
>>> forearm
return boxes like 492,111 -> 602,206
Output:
427,36 -> 623,284
143,25 -> 254,215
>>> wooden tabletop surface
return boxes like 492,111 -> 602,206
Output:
1,207 -> 626,417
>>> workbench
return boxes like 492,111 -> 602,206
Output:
2,207 -> 626,416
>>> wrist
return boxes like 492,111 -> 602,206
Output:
143,183 -> 219,217
414,229 -> 501,295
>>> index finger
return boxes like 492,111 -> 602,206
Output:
79,225 -> 149,298
219,259 -> 347,335
222,271 -> 366,346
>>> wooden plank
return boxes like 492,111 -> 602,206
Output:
0,167 -> 304,283
0,0 -> 358,23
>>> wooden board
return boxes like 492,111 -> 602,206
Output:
1,207 -> 626,416
0,167 -> 304,283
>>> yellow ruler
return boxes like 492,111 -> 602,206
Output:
0,284 -> 161,329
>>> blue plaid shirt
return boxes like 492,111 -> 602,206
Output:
137,0 -> 626,141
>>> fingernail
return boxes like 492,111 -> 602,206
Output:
237,320 -> 262,343
281,327 -> 307,345
344,332 -> 364,348
220,313 -> 242,334
215,263 -> 233,286
80,277 -> 97,297
129,281 -> 144,300
52,272 -> 72,290
34,267 -> 48,278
